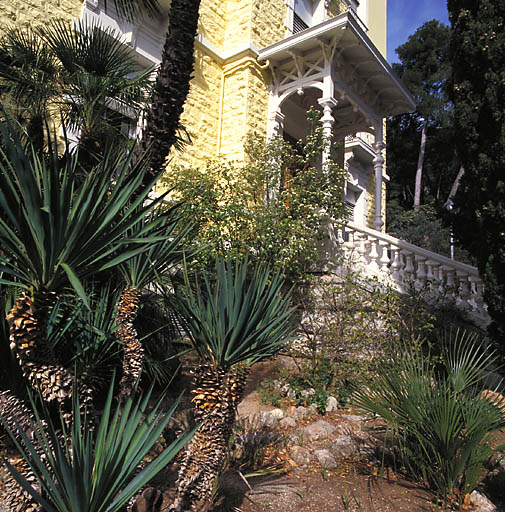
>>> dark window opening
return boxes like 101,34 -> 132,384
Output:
293,12 -> 309,33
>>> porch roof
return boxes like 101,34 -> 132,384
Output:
257,11 -> 416,119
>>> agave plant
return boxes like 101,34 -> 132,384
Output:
1,379 -> 195,512
354,330 -> 505,504
170,258 -> 294,511
0,114 -> 169,408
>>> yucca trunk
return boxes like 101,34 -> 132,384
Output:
170,362 -> 249,512
116,286 -> 143,399
6,290 -> 94,414
0,391 -> 42,512
7,290 -> 73,405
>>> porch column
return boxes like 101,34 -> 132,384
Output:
269,110 -> 285,138
317,97 -> 338,165
373,127 -> 385,231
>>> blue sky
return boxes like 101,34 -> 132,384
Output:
387,0 -> 450,63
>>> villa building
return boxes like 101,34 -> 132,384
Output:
0,0 -> 487,316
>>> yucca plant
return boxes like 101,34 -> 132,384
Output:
115,207 -> 189,398
170,258 -> 294,511
1,379 -> 196,512
45,283 -> 124,394
354,330 -> 505,505
0,114 -> 168,408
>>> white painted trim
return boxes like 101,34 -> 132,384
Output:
258,11 -> 415,112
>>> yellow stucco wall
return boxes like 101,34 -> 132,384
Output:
368,0 -> 387,58
0,0 -> 80,31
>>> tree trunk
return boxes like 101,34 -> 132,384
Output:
170,363 -> 249,512
445,165 -> 465,208
115,286 -> 143,399
414,119 -> 427,210
140,0 -> 202,182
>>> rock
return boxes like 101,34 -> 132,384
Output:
326,396 -> 338,413
289,446 -> 312,466
470,491 -> 498,512
280,416 -> 296,428
293,406 -> 310,420
260,411 -> 278,428
307,403 -> 319,416
339,414 -> 363,423
301,420 -> 336,441
269,408 -> 284,420
330,435 -> 357,458
314,449 -> 339,469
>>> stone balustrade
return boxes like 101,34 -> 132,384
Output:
336,221 -> 487,319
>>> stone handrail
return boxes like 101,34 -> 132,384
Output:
336,221 -> 486,316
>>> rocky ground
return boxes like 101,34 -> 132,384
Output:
1,358 -> 504,512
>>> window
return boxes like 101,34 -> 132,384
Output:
289,0 -> 325,34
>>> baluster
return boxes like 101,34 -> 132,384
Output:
443,267 -> 456,299
368,237 -> 380,272
378,240 -> 391,272
474,279 -> 486,310
402,250 -> 415,287
468,276 -> 480,311
426,260 -> 441,296
354,233 -> 368,269
437,265 -> 446,295
389,246 -> 404,289
414,255 -> 427,290
456,271 -> 471,309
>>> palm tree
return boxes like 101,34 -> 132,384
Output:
138,0 -> 202,179
0,116 -> 169,408
0,20 -> 153,159
170,259 -> 294,511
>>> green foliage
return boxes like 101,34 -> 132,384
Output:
1,380 -> 195,512
0,115 -> 167,302
257,380 -> 281,408
447,0 -> 505,355
387,203 -> 471,263
354,330 -> 505,504
175,258 -> 294,371
161,110 -> 347,283
295,271 -> 401,387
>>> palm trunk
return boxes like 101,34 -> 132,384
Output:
170,363 -> 250,512
139,0 -> 202,182
116,286 -> 143,399
414,119 -> 427,210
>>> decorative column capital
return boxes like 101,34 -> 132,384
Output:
318,96 -> 338,111
83,0 -> 99,10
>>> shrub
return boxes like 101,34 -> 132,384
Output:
354,330 -> 505,505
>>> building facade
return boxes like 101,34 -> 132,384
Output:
1,0 -> 487,316
1,0 -> 415,230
